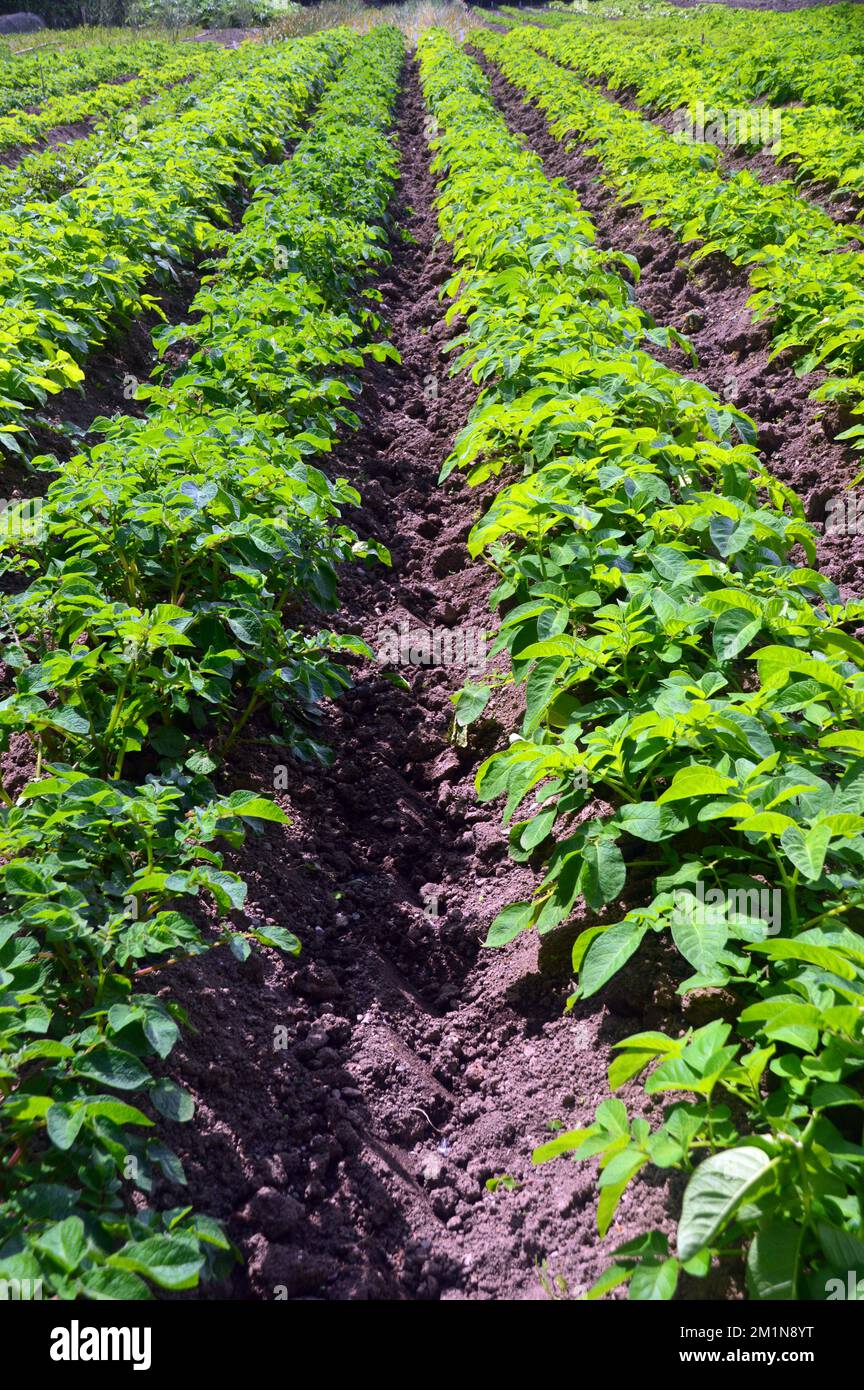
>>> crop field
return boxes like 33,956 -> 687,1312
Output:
1,0 -> 864,1333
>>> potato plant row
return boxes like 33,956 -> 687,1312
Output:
419,28 -> 864,1301
0,29 -> 359,459
534,2 -> 864,126
0,24 -> 403,1300
475,28 -> 864,460
0,42 -> 223,156
0,37 -> 195,119
519,14 -> 864,214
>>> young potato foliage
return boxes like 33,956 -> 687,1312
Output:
0,26 -> 404,1299
420,29 -> 864,1302
478,27 -> 864,456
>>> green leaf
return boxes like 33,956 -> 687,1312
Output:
671,906 -> 728,974
46,1104 -> 87,1151
677,1147 -> 776,1261
253,924 -> 301,955
738,811 -> 796,835
617,801 -> 683,842
598,1175 -> 631,1238
152,1080 -> 195,1123
143,1012 -> 180,1060
747,1221 -> 803,1300
523,657 -> 561,733
223,792 -> 290,824
817,1222 -> 864,1274
532,1128 -> 593,1165
585,1263 -> 634,1299
712,609 -> 761,662
485,900 -> 534,948
749,939 -> 856,979
74,1047 -> 151,1091
80,1267 -> 153,1300
31,1217 -> 86,1274
580,919 -> 649,998
454,681 -> 491,728
107,1236 -> 204,1291
658,766 -> 735,803
581,839 -> 626,910
754,646 -> 846,695
85,1100 -> 154,1128
779,823 -> 831,881
629,1257 -> 679,1301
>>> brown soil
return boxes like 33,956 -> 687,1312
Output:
0,118 -> 94,170
477,54 -> 864,598
149,58 -> 709,1303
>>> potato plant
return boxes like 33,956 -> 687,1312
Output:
0,24 -> 404,1299
420,28 -> 864,1301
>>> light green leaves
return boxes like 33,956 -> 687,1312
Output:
107,1236 -> 205,1292
670,897 -> 728,975
453,681 -> 492,728
579,917 -> 649,998
31,1218 -> 87,1276
485,900 -> 535,948
754,645 -> 847,696
423,22 -> 864,1305
779,823 -> 831,881
581,839 -> 626,911
0,24 -> 404,1303
678,1148 -> 776,1262
712,606 -> 762,662
658,766 -> 736,803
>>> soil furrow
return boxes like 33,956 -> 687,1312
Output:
154,56 -> 683,1303
0,117 -> 94,170
476,53 -> 864,597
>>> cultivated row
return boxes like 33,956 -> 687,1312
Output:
0,31 -> 354,457
0,25 -> 403,1300
476,27 -> 864,461
420,29 -> 864,1301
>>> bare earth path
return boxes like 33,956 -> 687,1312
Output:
155,56 -> 687,1303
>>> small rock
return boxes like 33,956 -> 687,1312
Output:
419,1153 -> 446,1186
464,1060 -> 486,1090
